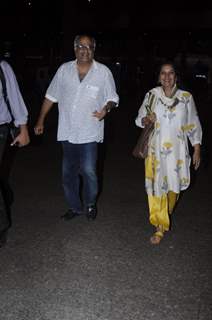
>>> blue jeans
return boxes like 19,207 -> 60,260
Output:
62,141 -> 98,213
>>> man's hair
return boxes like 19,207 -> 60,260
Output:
74,34 -> 96,50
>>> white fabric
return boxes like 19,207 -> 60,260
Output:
0,60 -> 28,126
46,60 -> 119,143
135,86 -> 202,196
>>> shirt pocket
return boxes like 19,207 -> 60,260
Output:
85,85 -> 99,99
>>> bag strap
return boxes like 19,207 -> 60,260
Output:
0,62 -> 15,121
146,91 -> 155,114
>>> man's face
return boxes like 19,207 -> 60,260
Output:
74,36 -> 95,64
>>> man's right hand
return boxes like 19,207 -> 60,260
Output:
34,98 -> 55,135
34,122 -> 44,135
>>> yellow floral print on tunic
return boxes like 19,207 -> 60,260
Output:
135,86 -> 202,197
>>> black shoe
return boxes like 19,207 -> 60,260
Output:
61,209 -> 80,221
0,231 -> 7,248
86,205 -> 97,221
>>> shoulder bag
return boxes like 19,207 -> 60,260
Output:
132,92 -> 155,159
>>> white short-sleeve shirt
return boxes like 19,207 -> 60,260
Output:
46,60 -> 119,143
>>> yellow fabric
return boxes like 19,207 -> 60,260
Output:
168,191 -> 179,214
154,231 -> 164,238
138,88 -> 202,197
145,155 -> 157,180
148,191 -> 179,231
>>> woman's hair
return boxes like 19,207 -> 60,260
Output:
159,60 -> 177,74
74,34 -> 96,50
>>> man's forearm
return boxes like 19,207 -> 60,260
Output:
194,143 -> 200,151
20,124 -> 28,133
38,98 -> 54,122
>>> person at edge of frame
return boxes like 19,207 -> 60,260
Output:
0,56 -> 30,248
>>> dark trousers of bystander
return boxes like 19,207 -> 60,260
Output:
0,124 -> 10,247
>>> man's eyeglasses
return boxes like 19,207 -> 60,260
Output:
75,44 -> 94,51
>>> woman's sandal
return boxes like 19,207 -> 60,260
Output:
150,230 -> 164,245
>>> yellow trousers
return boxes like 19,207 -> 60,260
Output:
148,192 -> 179,231
145,155 -> 179,231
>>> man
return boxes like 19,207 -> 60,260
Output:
0,59 -> 30,248
34,34 -> 119,221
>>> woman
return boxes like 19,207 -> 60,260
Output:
135,62 -> 202,245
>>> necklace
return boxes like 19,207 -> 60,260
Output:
159,86 -> 179,110
159,97 -> 179,110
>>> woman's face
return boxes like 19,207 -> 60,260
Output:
159,64 -> 177,90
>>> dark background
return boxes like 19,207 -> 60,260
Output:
0,6 -> 211,319
0,0 -> 212,132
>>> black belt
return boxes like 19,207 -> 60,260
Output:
0,123 -> 9,128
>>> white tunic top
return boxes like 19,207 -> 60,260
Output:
135,86 -> 202,196
46,60 -> 119,143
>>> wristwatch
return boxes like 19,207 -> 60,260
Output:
105,105 -> 111,113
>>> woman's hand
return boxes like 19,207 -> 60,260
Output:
142,113 -> 156,126
149,112 -> 156,122
193,144 -> 201,170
